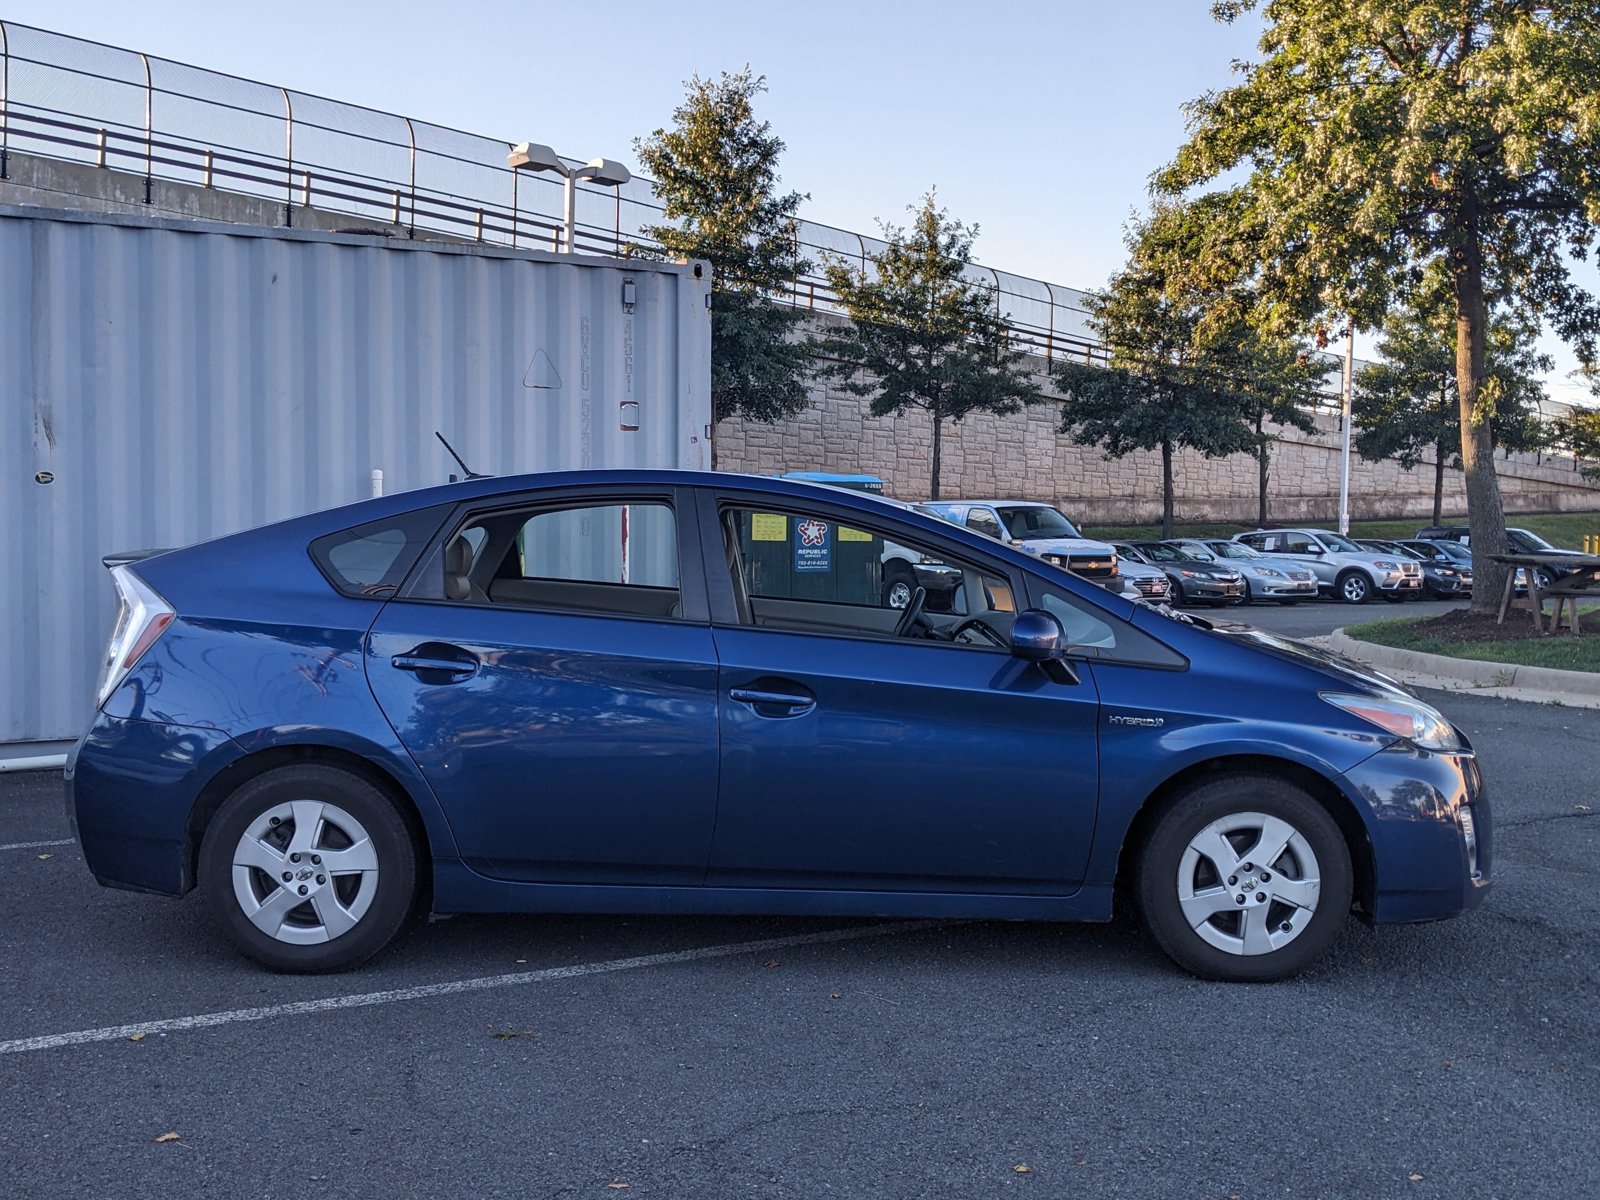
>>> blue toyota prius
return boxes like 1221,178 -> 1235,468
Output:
67,471 -> 1490,981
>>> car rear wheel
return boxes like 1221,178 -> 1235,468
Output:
1337,570 -> 1372,604
1135,775 -> 1353,982
199,764 -> 420,973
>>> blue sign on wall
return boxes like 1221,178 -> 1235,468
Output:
794,518 -> 832,572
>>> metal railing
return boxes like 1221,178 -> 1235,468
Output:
0,19 -> 1106,366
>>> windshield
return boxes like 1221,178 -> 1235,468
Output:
1431,541 -> 1471,562
1174,542 -> 1216,561
1139,543 -> 1187,563
1319,532 -> 1362,553
997,506 -> 1081,539
1209,541 -> 1261,560
1511,529 -> 1555,551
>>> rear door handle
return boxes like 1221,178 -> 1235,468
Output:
729,687 -> 816,717
391,643 -> 479,681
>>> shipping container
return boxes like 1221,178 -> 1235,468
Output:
1,204 -> 712,756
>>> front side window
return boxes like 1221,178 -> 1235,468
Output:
723,504 -> 1013,648
1282,534 -> 1319,554
1319,532 -> 1362,553
965,508 -> 1004,539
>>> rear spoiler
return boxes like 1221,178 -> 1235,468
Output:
102,549 -> 174,569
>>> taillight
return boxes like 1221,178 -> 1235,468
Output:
94,565 -> 176,709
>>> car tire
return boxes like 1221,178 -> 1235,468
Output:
1534,569 -> 1554,592
1135,774 -> 1353,983
199,764 -> 421,973
1170,580 -> 1187,607
1336,570 -> 1372,604
1240,580 -> 1254,606
882,568 -> 917,610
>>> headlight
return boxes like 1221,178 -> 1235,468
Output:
1321,692 -> 1462,752
1437,568 -> 1457,577
1180,569 -> 1199,578
1256,567 -> 1284,578
1374,560 -> 1399,570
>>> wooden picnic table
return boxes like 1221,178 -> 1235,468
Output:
1491,551 -> 1600,634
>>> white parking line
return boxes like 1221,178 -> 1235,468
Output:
0,919 -> 940,1055
0,839 -> 75,852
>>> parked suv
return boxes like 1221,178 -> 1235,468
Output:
922,500 -> 1118,584
1234,528 -> 1424,604
1415,525 -> 1581,590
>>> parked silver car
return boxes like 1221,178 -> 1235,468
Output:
1167,539 -> 1319,604
1233,528 -> 1424,604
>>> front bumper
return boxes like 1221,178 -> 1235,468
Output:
1342,738 -> 1491,925
1179,577 -> 1244,601
1257,576 -> 1318,598
1377,571 -> 1425,594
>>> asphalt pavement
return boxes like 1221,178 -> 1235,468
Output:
2,684 -> 1596,1200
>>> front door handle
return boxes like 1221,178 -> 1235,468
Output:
729,687 -> 816,717
391,643 -> 479,682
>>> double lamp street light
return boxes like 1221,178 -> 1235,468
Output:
506,142 -> 631,255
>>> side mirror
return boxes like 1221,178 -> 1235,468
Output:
1010,610 -> 1080,684
1307,545 -> 1326,555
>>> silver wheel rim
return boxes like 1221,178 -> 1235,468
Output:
1176,810 -> 1322,957
886,579 -> 913,609
1342,575 -> 1368,602
231,800 -> 380,945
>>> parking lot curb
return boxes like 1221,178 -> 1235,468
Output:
1328,628 -> 1600,699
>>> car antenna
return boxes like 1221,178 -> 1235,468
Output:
435,431 -> 492,482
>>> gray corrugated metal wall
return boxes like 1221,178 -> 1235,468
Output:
2,205 -> 712,748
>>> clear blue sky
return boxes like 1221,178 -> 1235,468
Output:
4,0 -> 1591,404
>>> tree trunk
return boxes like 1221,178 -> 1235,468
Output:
1161,438 -> 1175,540
930,409 -> 943,500
1256,413 -> 1270,527
1454,198 -> 1509,614
1433,432 -> 1446,528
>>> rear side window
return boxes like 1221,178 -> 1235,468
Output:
310,506 -> 449,598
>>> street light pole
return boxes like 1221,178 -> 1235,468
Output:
506,142 -> 631,254
1338,319 -> 1355,535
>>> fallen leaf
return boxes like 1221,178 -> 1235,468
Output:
1013,1164 -> 1032,1174
607,1183 -> 632,1190
128,1032 -> 146,1042
154,1132 -> 180,1144
1409,1174 -> 1424,1182
829,993 -> 842,1000
763,960 -> 781,969
37,853 -> 53,860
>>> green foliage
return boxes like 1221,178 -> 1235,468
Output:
1550,407 -> 1600,478
812,194 -> 1046,498
635,69 -> 814,428
1056,197 -> 1325,536
1158,2 -> 1600,609
1354,289 -> 1551,472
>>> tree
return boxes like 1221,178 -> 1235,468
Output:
1158,2 -> 1600,612
1056,198 -> 1323,538
634,69 -> 814,459
1549,406 -> 1600,478
1355,287 -> 1551,525
812,194 -> 1045,498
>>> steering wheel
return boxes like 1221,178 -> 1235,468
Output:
946,614 -> 1009,648
893,585 -> 928,637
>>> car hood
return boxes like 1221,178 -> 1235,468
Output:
1201,620 -> 1415,698
1017,537 -> 1117,556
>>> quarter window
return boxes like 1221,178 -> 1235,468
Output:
309,505 -> 450,598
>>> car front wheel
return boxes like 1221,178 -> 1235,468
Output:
1337,571 -> 1372,604
199,764 -> 420,973
1135,775 -> 1353,982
